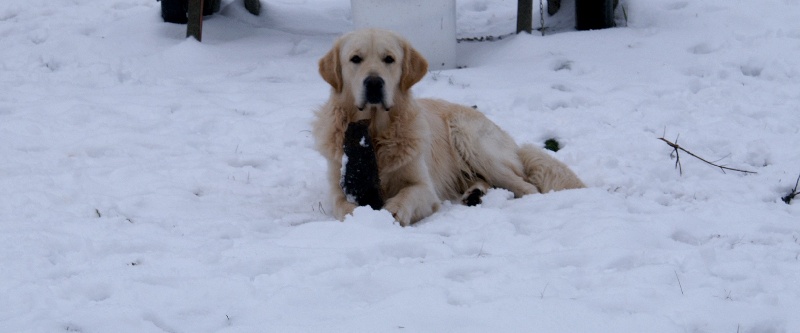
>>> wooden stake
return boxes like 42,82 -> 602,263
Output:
517,0 -> 533,34
187,0 -> 204,41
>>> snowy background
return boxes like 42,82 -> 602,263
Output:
2,0 -> 800,332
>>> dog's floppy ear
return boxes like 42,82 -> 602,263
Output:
400,40 -> 428,92
319,42 -> 343,93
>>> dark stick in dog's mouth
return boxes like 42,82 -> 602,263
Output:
340,119 -> 384,210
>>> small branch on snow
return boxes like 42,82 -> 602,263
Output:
781,173 -> 800,204
313,202 -> 327,215
657,136 -> 757,175
674,270 -> 684,295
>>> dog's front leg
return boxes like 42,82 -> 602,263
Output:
383,161 -> 440,226
385,187 -> 439,226
327,159 -> 357,220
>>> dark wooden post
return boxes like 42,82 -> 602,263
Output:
517,0 -> 532,34
187,0 -> 204,41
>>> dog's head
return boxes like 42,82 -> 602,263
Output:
319,29 -> 428,111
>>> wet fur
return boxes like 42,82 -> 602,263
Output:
313,29 -> 585,226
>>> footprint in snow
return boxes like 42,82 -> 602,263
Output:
688,42 -> 720,55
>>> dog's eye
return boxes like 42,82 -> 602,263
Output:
350,55 -> 363,64
383,56 -> 395,64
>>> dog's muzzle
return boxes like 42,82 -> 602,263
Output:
359,76 -> 390,111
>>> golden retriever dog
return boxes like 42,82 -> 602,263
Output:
313,29 -> 585,226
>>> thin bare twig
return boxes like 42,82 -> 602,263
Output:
314,202 -> 327,215
782,173 -> 800,204
658,136 -> 757,175
674,270 -> 684,295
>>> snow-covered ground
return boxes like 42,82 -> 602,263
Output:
2,0 -> 799,332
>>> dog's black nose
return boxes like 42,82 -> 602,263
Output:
363,76 -> 385,104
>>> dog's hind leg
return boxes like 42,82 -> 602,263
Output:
518,143 -> 585,192
449,110 -> 539,199
484,160 -> 540,198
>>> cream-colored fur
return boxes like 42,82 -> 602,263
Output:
313,29 -> 585,226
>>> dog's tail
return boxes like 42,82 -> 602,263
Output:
518,144 -> 585,193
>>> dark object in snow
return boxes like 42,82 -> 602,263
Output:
161,0 -> 189,24
244,0 -> 261,16
341,120 -> 384,210
544,138 -> 560,152
782,174 -> 800,204
576,0 -> 616,30
160,0 -> 225,24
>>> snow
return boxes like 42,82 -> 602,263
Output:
1,0 -> 799,332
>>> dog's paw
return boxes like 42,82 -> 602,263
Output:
384,200 -> 412,227
385,199 -> 439,227
333,200 -> 358,221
